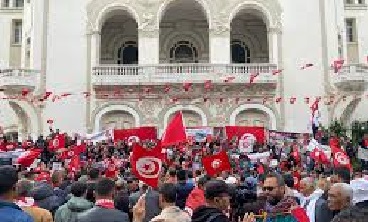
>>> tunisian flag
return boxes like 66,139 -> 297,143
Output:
202,151 -> 231,177
48,134 -> 66,152
114,127 -> 157,143
161,112 -> 187,146
17,150 -> 41,167
310,148 -> 330,164
330,142 -> 351,170
131,143 -> 163,188
225,126 -> 265,143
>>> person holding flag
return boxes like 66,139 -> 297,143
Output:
311,100 -> 321,139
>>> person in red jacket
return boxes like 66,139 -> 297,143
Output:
185,176 -> 208,216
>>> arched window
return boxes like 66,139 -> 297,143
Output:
231,40 -> 251,63
117,41 -> 138,64
170,41 -> 198,63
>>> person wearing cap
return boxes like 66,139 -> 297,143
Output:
191,179 -> 231,222
15,179 -> 53,222
31,177 -> 64,215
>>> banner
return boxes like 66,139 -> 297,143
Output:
358,148 -> 368,161
52,162 -> 63,171
247,151 -> 270,163
114,127 -> 157,143
185,127 -> 213,142
86,129 -> 113,142
269,131 -> 309,146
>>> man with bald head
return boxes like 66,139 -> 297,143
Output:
327,183 -> 353,220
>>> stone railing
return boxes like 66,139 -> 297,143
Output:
334,64 -> 368,81
92,63 -> 278,85
0,69 -> 40,91
333,64 -> 368,91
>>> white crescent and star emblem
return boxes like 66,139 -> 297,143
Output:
128,136 -> 140,143
53,139 -> 59,147
211,159 -> 222,169
335,152 -> 349,165
136,157 -> 162,179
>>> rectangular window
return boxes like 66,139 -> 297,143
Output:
2,0 -> 10,7
13,20 -> 22,44
346,18 -> 356,43
15,0 -> 24,7
345,0 -> 354,4
358,0 -> 365,4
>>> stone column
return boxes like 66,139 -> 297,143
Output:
209,24 -> 231,64
138,28 -> 159,64
90,31 -> 101,67
268,27 -> 281,65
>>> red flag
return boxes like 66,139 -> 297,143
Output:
164,84 -> 171,93
68,155 -> 81,172
113,127 -> 157,143
161,112 -> 187,146
21,88 -> 29,96
272,69 -> 283,75
4,142 -> 17,151
223,76 -> 235,83
42,91 -> 52,100
71,143 -> 87,156
225,126 -> 265,144
48,134 -> 66,152
292,148 -> 300,162
291,207 -> 309,222
301,63 -> 314,70
333,59 -> 344,73
310,148 -> 330,164
249,73 -> 259,84
202,151 -> 231,177
204,80 -> 212,90
17,150 -> 41,167
183,83 -> 192,91
131,143 -> 163,188
330,142 -> 351,169
293,171 -> 301,190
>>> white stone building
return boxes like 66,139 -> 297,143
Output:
0,0 -> 368,139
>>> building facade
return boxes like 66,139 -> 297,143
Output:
0,0 -> 368,138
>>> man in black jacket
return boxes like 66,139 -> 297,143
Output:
192,179 -> 230,222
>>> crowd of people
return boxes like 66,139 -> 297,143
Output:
0,128 -> 368,222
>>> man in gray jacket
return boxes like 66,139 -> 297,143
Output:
77,178 -> 129,222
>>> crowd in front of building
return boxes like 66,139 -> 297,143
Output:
0,127 -> 368,222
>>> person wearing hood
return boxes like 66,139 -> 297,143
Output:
31,181 -> 64,215
15,179 -> 53,222
191,179 -> 230,222
0,166 -> 34,222
55,181 -> 93,222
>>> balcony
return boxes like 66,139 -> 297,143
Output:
92,63 -> 278,87
333,64 -> 368,91
344,1 -> 367,11
0,69 -> 40,93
